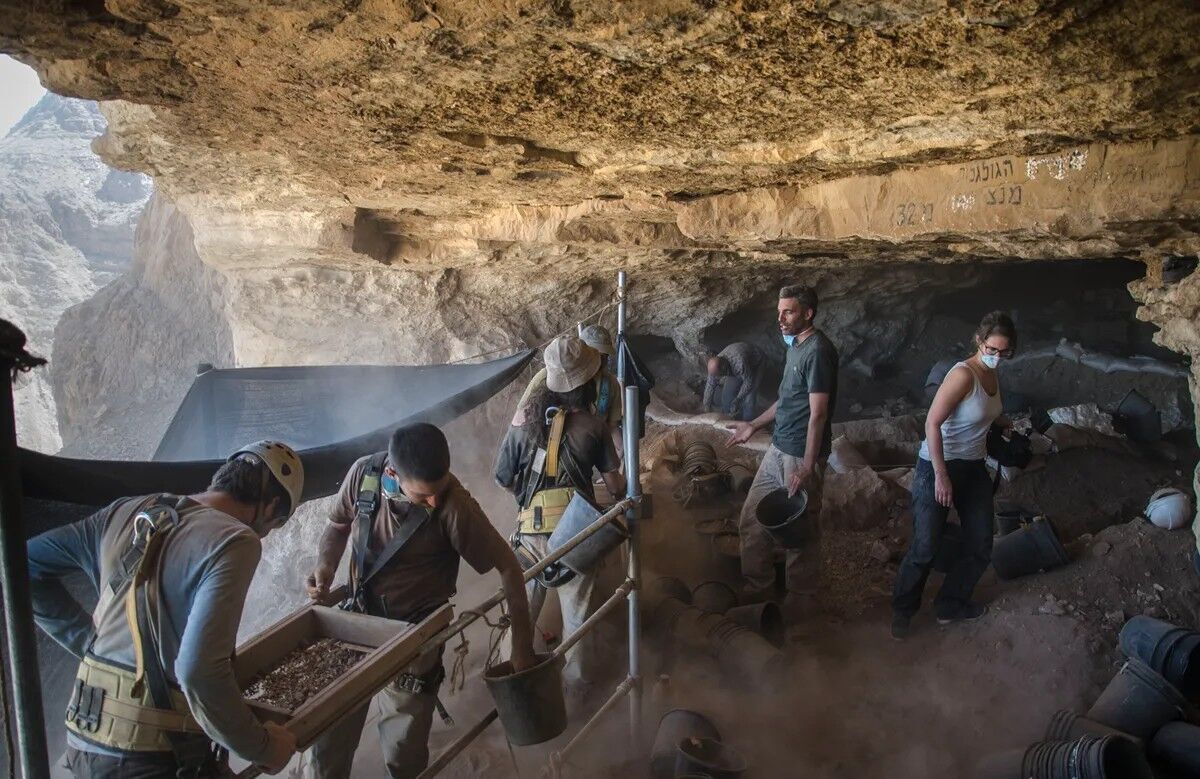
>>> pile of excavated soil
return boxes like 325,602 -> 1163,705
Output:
244,638 -> 366,712
998,445 -> 1196,540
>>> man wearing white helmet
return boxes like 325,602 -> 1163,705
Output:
28,441 -> 304,778
495,335 -> 626,695
511,323 -> 623,433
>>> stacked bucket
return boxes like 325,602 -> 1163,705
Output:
978,615 -> 1200,778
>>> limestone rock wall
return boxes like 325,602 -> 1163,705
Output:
0,93 -> 150,452
52,193 -> 234,458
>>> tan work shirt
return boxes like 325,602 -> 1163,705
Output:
329,456 -> 512,619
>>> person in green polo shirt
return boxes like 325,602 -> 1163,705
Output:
727,284 -> 839,623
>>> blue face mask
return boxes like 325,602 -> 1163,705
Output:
782,333 -> 796,346
381,472 -> 402,500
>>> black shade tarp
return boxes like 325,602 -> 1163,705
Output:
18,350 -> 533,509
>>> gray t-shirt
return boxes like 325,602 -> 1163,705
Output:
28,496 -> 270,762
772,330 -> 839,459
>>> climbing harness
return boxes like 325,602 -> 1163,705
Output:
66,495 -> 227,777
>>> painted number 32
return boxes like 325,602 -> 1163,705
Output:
895,202 -> 934,227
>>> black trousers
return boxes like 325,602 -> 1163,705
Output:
892,457 -> 994,618
64,748 -> 228,779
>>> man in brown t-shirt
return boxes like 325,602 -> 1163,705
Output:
304,423 -> 535,779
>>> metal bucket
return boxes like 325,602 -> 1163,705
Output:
755,488 -> 811,549
547,492 -> 628,576
651,710 -> 720,779
483,653 -> 567,746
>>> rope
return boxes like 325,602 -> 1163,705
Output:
446,604 -> 512,694
445,300 -> 617,365
447,632 -> 470,695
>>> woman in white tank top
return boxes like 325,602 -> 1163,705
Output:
892,312 -> 1017,640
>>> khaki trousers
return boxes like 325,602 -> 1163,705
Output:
737,445 -> 825,602
306,649 -> 442,779
518,532 -> 620,688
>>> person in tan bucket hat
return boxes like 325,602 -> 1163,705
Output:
494,335 -> 626,701
545,333 -> 602,392
511,325 -> 623,431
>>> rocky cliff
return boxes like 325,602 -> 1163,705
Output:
0,93 -> 150,452
1,2 -> 1197,487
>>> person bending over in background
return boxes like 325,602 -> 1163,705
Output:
703,341 -> 766,422
305,423 -> 535,779
891,311 -> 1017,640
29,441 -> 304,778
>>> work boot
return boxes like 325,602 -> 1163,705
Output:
891,613 -> 911,641
936,603 -> 989,626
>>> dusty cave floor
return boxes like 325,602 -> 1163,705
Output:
326,421 -> 1200,779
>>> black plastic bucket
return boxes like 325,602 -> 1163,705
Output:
651,710 -> 721,779
483,653 -> 567,746
649,577 -> 693,606
996,507 -> 1036,537
1149,721 -> 1200,776
692,581 -> 738,614
1045,709 -> 1143,747
755,488 -> 812,549
546,492 -> 628,575
932,522 -> 962,574
1115,389 -> 1161,444
674,737 -> 748,779
1119,615 -> 1200,700
1087,658 -> 1193,741
1021,735 -> 1153,778
991,517 -> 1069,580
724,602 -> 785,648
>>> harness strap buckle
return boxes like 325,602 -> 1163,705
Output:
396,672 -> 424,694
66,679 -> 105,733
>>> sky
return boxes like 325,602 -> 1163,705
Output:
0,55 -> 46,137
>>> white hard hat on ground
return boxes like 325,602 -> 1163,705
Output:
544,335 -> 601,393
229,440 -> 305,518
1145,487 -> 1192,530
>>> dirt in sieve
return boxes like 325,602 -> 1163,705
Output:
244,638 -> 366,712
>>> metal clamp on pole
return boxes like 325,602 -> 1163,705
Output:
0,319 -> 52,779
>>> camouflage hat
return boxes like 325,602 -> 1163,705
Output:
544,335 -> 601,393
579,324 -> 616,356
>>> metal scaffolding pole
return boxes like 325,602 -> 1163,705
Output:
0,322 -> 51,779
615,271 -> 643,746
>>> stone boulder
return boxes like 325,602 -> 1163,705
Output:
823,467 -> 895,531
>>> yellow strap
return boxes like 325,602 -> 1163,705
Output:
124,584 -> 145,694
545,409 -> 566,478
123,527 -> 169,695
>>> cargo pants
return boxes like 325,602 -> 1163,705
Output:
737,445 -> 825,612
306,648 -> 442,779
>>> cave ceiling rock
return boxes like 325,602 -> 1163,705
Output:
3,0 -> 1198,223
